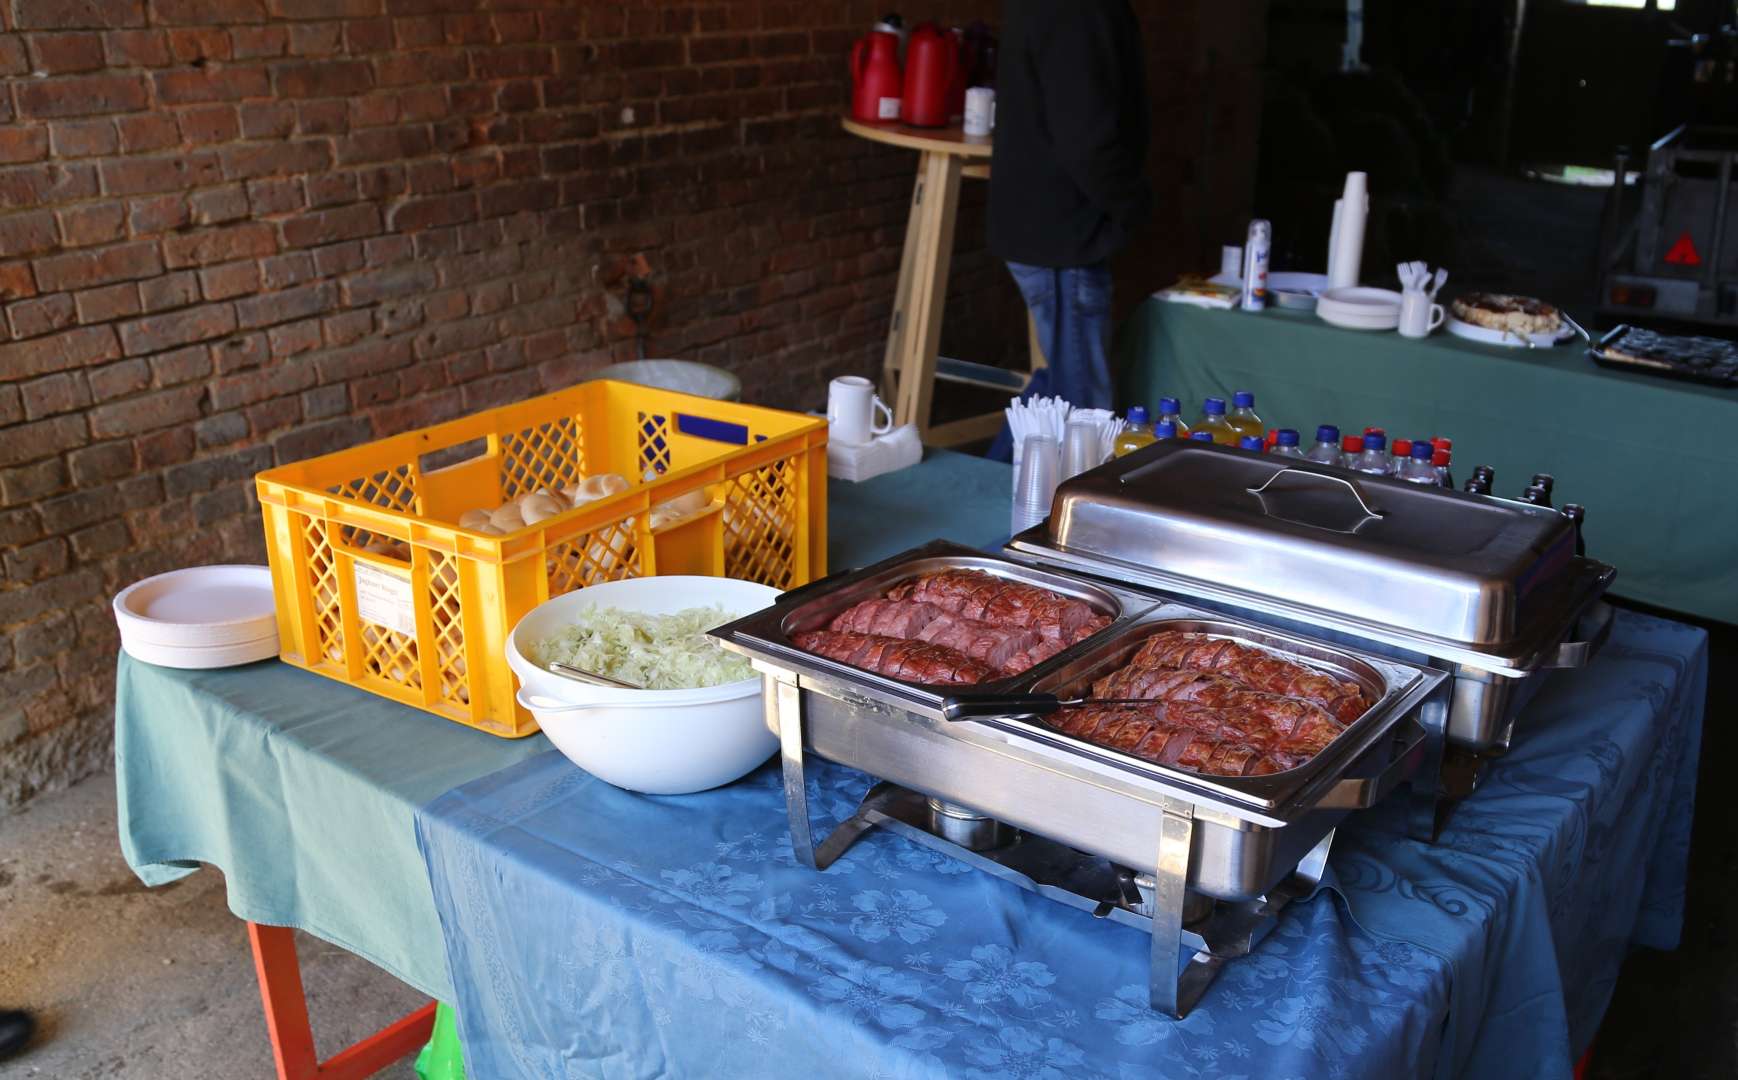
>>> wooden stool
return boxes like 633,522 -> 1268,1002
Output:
844,116 -> 1043,446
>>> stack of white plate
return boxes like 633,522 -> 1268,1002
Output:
1315,286 -> 1403,331
113,565 -> 280,669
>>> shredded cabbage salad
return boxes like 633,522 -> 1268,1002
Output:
536,605 -> 752,690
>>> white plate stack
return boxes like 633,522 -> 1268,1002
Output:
1315,286 -> 1404,331
113,565 -> 280,669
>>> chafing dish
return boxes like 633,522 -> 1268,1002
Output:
1009,440 -> 1614,803
714,541 -> 1448,1017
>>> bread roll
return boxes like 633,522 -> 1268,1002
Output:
459,509 -> 492,531
520,491 -> 565,524
489,502 -> 526,532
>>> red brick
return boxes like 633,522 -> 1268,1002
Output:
198,259 -> 260,300
103,29 -> 171,67
230,25 -> 288,59
209,359 -> 315,409
0,36 -> 26,76
218,139 -> 330,180
55,202 -> 127,247
0,212 -> 59,258
27,32 -> 106,73
303,171 -> 358,208
127,194 -> 190,235
46,119 -> 117,158
233,281 -> 336,330
100,152 -> 224,196
322,309 -> 370,346
245,176 -> 304,214
162,222 -> 276,268
274,59 -> 372,98
238,101 -> 295,139
16,73 -> 149,118
386,193 -> 476,231
153,66 -> 270,104
281,204 -> 380,249
311,239 -> 362,277
33,240 -> 161,291
147,343 -> 211,385
296,100 -> 348,135
373,50 -> 466,88
0,414 -> 86,471
0,457 -> 72,506
166,27 -> 232,62
138,270 -> 198,312
266,318 -> 321,357
117,302 -> 237,355
115,112 -> 178,153
334,123 -> 430,165
258,251 -> 314,289
15,2 -> 147,30
86,357 -> 150,399
289,21 -> 343,56
0,127 -> 49,164
176,104 -> 241,144
0,264 -> 37,302
186,186 -> 248,227
0,162 -> 99,206
20,371 -> 92,419
87,384 -> 206,439
6,294 -> 78,339
66,440 -> 135,486
345,18 -> 392,53
212,331 -> 266,373
149,0 -> 266,25
73,282 -> 143,324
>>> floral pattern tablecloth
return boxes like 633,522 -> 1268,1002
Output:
415,611 -> 1704,1080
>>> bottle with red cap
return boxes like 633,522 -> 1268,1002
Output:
1339,433 -> 1363,468
1432,444 -> 1454,488
1388,437 -> 1413,476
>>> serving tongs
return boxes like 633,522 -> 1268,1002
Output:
940,692 -> 1172,722
549,661 -> 642,690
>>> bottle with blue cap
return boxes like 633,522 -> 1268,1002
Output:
1270,428 -> 1305,459
1354,432 -> 1389,475
1113,405 -> 1155,458
1238,434 -> 1265,452
1153,420 -> 1177,441
1226,391 -> 1264,441
1189,431 -> 1215,443
1196,396 -> 1237,445
1154,396 -> 1190,439
1304,424 -> 1341,464
1399,439 -> 1439,485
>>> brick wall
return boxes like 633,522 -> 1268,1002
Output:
0,0 -> 1263,810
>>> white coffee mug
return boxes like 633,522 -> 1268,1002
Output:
827,376 -> 893,445
1398,292 -> 1444,338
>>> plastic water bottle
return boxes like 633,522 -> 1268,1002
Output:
1388,438 -> 1413,475
1189,431 -> 1215,443
1354,433 -> 1389,475
1305,425 -> 1342,464
1339,434 -> 1364,468
1113,405 -> 1155,458
1155,396 -> 1191,439
1432,446 -> 1454,488
1400,440 -> 1439,485
1226,391 -> 1264,441
1153,420 -> 1177,441
1238,434 -> 1264,452
1197,397 -> 1237,445
1270,429 -> 1305,458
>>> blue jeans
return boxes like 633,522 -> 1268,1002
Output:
988,261 -> 1114,461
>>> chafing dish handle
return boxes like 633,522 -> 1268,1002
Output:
1540,600 -> 1615,669
1245,467 -> 1385,518
1316,717 -> 1427,810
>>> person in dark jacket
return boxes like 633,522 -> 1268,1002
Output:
988,0 -> 1150,458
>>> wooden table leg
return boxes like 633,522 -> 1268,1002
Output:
248,921 -> 438,1080
881,164 -> 927,405
892,150 -> 963,440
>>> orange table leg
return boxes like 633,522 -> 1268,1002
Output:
248,921 -> 438,1080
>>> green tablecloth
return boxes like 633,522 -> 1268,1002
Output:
116,450 -> 1010,1001
1117,300 -> 1738,625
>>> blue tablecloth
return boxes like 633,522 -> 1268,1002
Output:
415,611 -> 1705,1079
115,451 -> 1010,999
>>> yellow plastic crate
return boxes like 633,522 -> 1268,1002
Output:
255,380 -> 828,737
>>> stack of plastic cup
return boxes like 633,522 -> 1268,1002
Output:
1011,435 -> 1060,536
1061,419 -> 1104,480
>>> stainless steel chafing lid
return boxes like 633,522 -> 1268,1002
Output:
1042,441 -> 1576,648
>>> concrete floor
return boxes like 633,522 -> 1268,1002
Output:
0,771 -> 425,1079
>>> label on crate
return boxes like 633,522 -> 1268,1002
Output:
353,560 -> 417,636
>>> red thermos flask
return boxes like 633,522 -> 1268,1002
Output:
850,29 -> 903,123
900,23 -> 957,127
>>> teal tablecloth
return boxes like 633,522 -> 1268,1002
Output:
115,451 -> 1009,999
1117,300 -> 1738,625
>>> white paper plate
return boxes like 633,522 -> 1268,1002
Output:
121,632 -> 279,670
1316,309 -> 1399,331
1444,315 -> 1575,348
113,565 -> 278,648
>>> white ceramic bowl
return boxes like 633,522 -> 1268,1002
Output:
506,576 -> 780,795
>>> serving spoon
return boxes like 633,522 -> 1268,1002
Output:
549,661 -> 643,690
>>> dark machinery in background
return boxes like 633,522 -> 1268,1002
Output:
1601,23 -> 1738,330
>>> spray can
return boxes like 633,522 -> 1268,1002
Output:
1240,218 -> 1271,312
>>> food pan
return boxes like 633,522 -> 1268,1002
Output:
718,539 -> 1154,704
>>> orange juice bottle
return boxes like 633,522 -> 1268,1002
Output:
1197,397 -> 1238,445
1113,405 -> 1156,457
1155,396 -> 1191,439
1226,390 -> 1264,441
